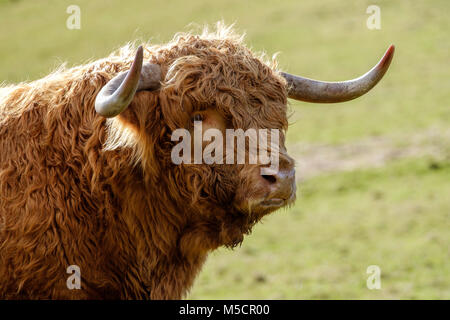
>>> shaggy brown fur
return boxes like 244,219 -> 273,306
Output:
0,24 -> 292,299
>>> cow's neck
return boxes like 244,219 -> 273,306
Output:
106,174 -> 209,299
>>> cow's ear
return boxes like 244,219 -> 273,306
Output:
117,91 -> 160,132
112,90 -> 162,177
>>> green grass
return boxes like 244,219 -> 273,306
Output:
190,158 -> 450,299
0,0 -> 448,299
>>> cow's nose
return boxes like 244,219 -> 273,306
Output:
261,167 -> 296,200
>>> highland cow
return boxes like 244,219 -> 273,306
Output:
0,25 -> 394,299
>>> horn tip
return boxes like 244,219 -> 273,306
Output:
378,44 -> 395,70
136,45 -> 144,59
387,44 -> 395,55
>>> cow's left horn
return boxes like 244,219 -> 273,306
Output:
95,46 -> 162,118
281,45 -> 395,103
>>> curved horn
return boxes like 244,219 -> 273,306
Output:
281,45 -> 395,103
95,45 -> 162,118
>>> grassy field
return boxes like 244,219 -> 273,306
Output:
0,0 -> 448,299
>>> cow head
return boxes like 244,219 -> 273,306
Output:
94,28 -> 394,247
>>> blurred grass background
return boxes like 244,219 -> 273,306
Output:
0,0 -> 448,299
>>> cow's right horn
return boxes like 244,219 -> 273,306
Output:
95,46 -> 162,118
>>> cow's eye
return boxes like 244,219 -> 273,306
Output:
192,113 -> 203,122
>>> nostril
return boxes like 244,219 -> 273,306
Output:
261,174 -> 277,184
